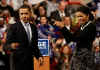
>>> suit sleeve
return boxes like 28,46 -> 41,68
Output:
60,27 -> 74,43
61,23 -> 96,44
32,25 -> 42,59
4,24 -> 17,51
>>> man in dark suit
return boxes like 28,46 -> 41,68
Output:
50,1 -> 67,22
4,5 -> 43,70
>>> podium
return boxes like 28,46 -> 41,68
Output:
34,39 -> 50,70
34,56 -> 50,70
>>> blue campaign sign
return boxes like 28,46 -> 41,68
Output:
38,39 -> 49,56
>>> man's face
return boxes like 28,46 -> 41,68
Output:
59,2 -> 66,12
19,8 -> 30,23
40,17 -> 47,24
64,17 -> 71,26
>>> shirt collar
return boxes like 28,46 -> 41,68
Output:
21,20 -> 30,26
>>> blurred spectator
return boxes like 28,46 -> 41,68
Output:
50,37 -> 66,70
46,0 -> 58,17
7,0 -> 23,11
87,1 -> 97,11
92,37 -> 100,70
52,37 -> 66,49
91,8 -> 97,20
23,0 -> 32,7
0,44 -> 9,70
96,2 -> 100,18
63,16 -> 71,30
2,10 -> 16,25
35,5 -> 47,23
0,10 -> 8,44
63,16 -> 71,43
50,1 -> 67,22
37,16 -> 55,39
95,18 -> 100,37
57,45 -> 72,70
50,44 -> 61,70
0,10 -> 9,70
54,16 -> 72,43
93,0 -> 100,4
0,0 -> 15,17
0,17 -> 7,40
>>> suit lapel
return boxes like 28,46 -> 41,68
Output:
18,22 -> 29,41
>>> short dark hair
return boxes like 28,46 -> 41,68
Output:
40,16 -> 47,19
19,5 -> 31,12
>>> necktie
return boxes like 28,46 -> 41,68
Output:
25,23 -> 31,42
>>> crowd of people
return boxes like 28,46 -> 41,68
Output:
0,0 -> 100,70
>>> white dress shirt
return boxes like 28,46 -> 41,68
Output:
65,25 -> 70,30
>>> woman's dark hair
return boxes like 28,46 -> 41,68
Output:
75,5 -> 94,20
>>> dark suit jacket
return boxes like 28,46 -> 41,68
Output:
61,21 -> 96,51
5,22 -> 41,70
50,10 -> 67,22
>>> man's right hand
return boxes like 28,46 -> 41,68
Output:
11,43 -> 20,49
